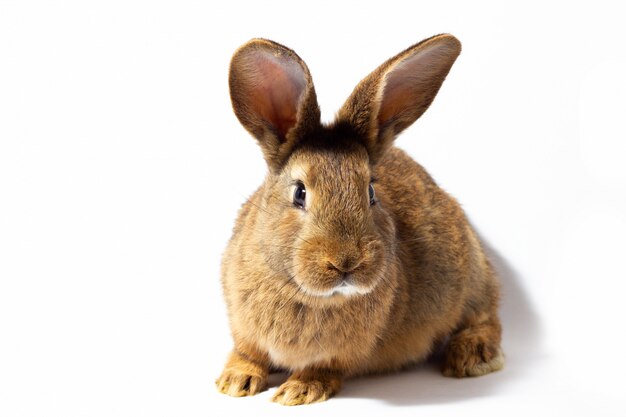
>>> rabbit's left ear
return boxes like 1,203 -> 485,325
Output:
337,34 -> 461,164
229,39 -> 320,170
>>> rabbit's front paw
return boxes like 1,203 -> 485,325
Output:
271,370 -> 342,406
216,350 -> 269,397
216,369 -> 266,397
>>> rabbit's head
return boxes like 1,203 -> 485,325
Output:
229,35 -> 460,302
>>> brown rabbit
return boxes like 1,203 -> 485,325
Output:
216,34 -> 503,406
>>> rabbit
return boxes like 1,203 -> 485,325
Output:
216,34 -> 503,406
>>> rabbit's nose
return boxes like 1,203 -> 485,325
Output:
326,256 -> 361,274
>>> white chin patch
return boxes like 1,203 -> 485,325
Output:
300,282 -> 372,298
330,283 -> 364,297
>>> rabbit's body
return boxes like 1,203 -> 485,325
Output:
217,35 -> 503,405
221,146 -> 500,375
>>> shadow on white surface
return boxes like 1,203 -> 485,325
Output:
331,240 -> 543,406
484,238 -> 543,358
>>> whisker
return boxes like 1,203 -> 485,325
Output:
272,280 -> 305,342
312,302 -> 330,357
237,243 -> 308,252
294,234 -> 314,246
245,198 -> 280,218
397,236 -> 430,244
266,191 -> 326,231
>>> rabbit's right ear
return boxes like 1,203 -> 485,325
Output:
229,39 -> 320,171
337,34 -> 461,164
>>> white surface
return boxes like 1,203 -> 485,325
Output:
1,1 -> 625,416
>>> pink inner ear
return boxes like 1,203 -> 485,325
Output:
378,43 -> 457,127
244,50 -> 307,138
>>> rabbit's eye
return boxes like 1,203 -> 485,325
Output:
369,183 -> 376,206
293,182 -> 306,209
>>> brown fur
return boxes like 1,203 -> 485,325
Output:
217,34 -> 503,406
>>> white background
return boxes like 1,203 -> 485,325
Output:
1,1 -> 625,416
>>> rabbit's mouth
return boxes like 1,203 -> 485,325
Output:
288,234 -> 389,301
291,274 -> 378,299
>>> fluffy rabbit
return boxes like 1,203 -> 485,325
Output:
216,34 -> 503,406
